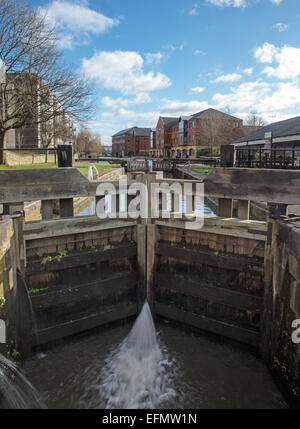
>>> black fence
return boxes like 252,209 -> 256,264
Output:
235,147 -> 300,170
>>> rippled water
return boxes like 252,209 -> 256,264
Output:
78,196 -> 216,217
22,319 -> 286,409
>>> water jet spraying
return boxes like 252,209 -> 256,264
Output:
100,301 -> 177,409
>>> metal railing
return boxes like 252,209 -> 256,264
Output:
235,147 -> 300,170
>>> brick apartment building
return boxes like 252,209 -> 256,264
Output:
112,127 -> 151,157
0,63 -> 75,150
150,109 -> 248,158
111,108 -> 262,159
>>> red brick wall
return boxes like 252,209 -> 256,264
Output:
155,118 -> 164,149
186,113 -> 244,148
137,135 -> 150,155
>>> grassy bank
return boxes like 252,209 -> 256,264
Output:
192,167 -> 214,175
76,163 -> 119,177
0,162 -> 56,170
0,162 -> 119,177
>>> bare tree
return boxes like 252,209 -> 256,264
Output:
245,111 -> 267,127
0,0 -> 94,164
39,113 -> 74,162
76,129 -> 102,156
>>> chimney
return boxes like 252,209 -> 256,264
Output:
264,131 -> 272,151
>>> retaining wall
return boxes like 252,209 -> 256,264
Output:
262,219 -> 300,407
5,151 -> 56,166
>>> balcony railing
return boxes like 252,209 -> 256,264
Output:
235,147 -> 300,170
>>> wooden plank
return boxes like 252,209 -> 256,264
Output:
204,168 -> 300,204
156,242 -> 264,273
41,200 -> 54,221
155,303 -> 259,347
218,198 -> 233,217
0,169 -> 136,203
156,216 -> 267,231
238,200 -> 250,220
30,272 -> 137,310
0,168 -> 98,203
59,198 -> 74,218
33,303 -> 138,346
24,217 -> 137,241
156,272 -> 262,311
146,224 -> 156,307
155,219 -> 266,241
136,224 -> 146,310
26,244 -> 137,275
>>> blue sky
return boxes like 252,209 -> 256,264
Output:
30,0 -> 300,145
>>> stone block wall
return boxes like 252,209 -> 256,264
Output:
5,150 -> 56,166
0,218 -> 17,357
262,219 -> 300,407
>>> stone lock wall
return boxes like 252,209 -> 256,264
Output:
0,218 -> 18,357
262,219 -> 300,407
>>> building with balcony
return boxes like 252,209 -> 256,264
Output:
151,109 -> 247,158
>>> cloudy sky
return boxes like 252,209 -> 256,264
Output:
31,0 -> 300,145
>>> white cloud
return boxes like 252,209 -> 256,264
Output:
241,67 -> 253,75
271,0 -> 283,4
211,73 -> 242,83
166,44 -> 184,52
102,108 -> 158,122
255,43 -> 300,79
44,0 -> 119,34
82,50 -> 171,94
257,82 -> 300,112
206,0 -> 247,7
272,22 -> 288,32
56,33 -> 74,50
194,49 -> 206,55
190,87 -> 205,93
101,97 -> 130,110
160,100 -> 210,116
97,109 -> 160,145
189,4 -> 198,15
212,78 -> 300,123
254,42 -> 279,63
212,80 -> 271,111
145,52 -> 164,64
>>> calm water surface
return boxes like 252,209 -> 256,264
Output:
23,321 -> 286,409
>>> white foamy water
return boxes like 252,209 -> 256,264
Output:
99,302 -> 177,409
0,354 -> 44,409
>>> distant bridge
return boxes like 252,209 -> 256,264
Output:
75,156 -> 220,172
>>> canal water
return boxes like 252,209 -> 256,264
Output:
23,319 -> 286,409
77,196 -> 217,217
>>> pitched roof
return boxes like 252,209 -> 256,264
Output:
112,127 -> 151,138
160,117 -> 180,126
189,108 -> 241,121
112,127 -> 134,137
233,115 -> 300,144
133,127 -> 151,137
